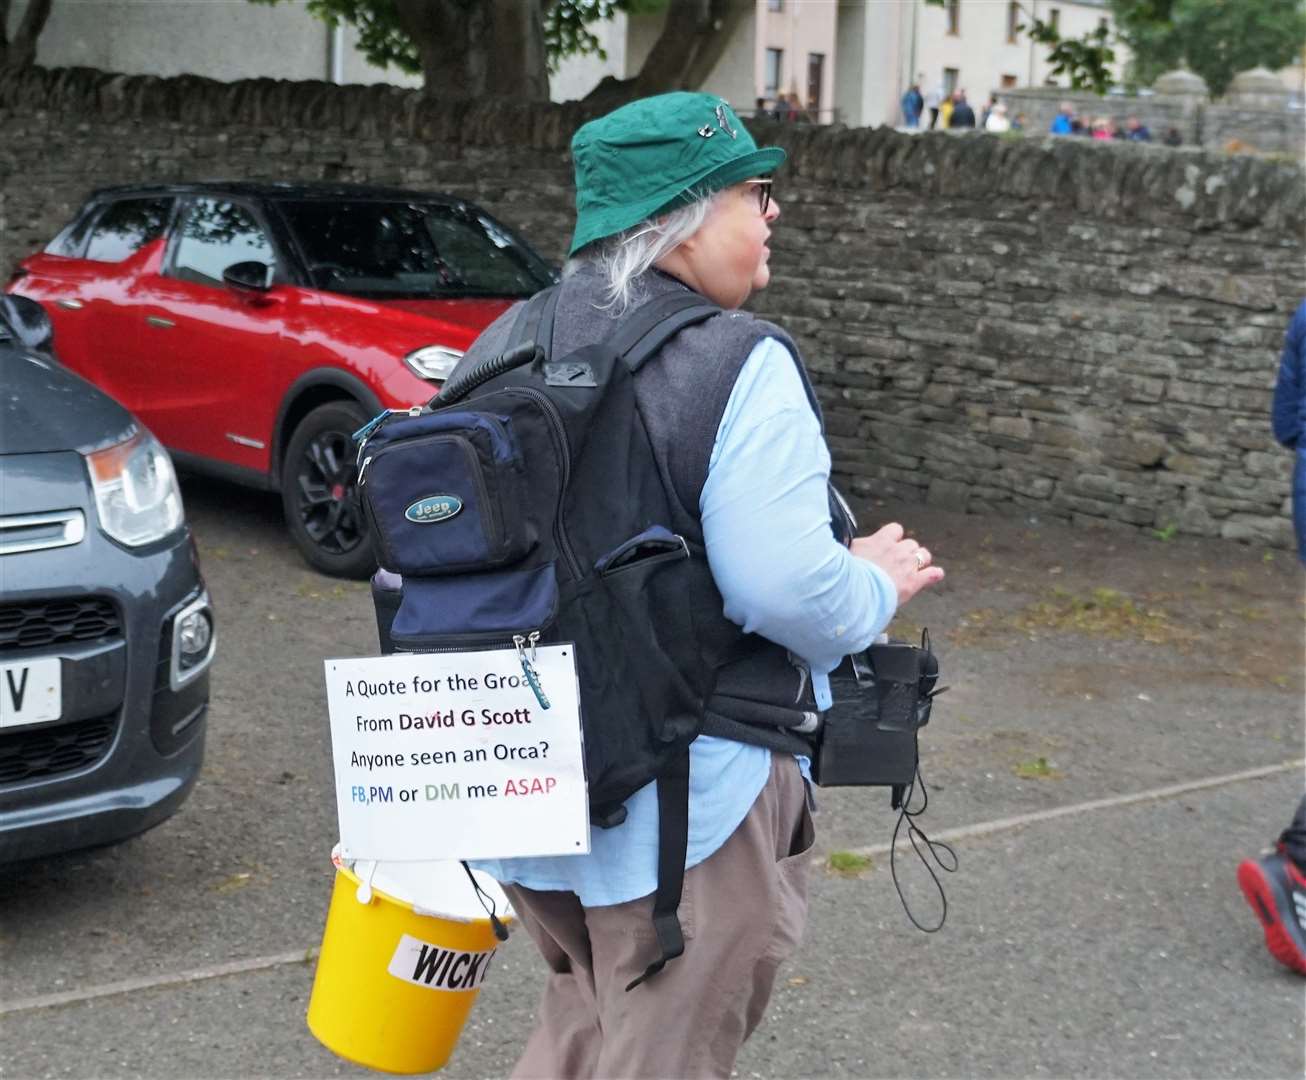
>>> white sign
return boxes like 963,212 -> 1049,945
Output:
323,646 -> 589,862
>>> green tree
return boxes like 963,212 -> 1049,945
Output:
1110,0 -> 1306,97
248,0 -> 750,104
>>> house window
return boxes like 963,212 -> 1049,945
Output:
946,0 -> 960,34
807,53 -> 825,118
1007,1 -> 1020,43
765,48 -> 783,96
1001,73 -> 1018,89
1049,7 -> 1060,33
943,67 -> 960,96
767,0 -> 783,9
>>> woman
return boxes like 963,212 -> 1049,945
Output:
465,92 -> 945,1079
1271,298 -> 1306,562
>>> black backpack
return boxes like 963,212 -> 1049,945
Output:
357,285 -> 739,987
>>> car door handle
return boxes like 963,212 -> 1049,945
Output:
55,299 -> 83,310
146,316 -> 175,329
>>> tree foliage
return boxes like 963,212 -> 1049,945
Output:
247,0 -> 712,100
1110,0 -> 1306,97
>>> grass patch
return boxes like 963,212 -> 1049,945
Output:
956,586 -> 1186,645
1013,756 -> 1063,780
827,851 -> 873,876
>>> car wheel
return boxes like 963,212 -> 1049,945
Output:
281,401 -> 376,579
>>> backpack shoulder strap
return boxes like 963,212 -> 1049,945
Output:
605,292 -> 722,373
507,284 -> 562,357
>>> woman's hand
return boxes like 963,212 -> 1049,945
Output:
851,522 -> 945,606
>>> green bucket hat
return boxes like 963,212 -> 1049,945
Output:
569,91 -> 785,256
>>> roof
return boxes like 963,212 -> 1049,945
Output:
82,180 -> 470,206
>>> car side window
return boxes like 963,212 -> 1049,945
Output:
170,199 -> 274,288
82,198 -> 174,262
423,209 -> 545,295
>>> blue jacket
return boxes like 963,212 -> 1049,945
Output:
1272,300 -> 1306,452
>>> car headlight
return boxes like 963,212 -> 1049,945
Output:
404,345 -> 463,383
86,430 -> 184,547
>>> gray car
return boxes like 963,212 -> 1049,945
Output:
0,295 -> 214,863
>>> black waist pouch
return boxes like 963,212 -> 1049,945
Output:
810,631 -> 942,791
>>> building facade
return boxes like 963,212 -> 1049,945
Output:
835,0 -> 1128,128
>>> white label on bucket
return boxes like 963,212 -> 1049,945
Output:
324,645 -> 588,862
388,933 -> 498,992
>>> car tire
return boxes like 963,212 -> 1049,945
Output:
281,401 -> 377,580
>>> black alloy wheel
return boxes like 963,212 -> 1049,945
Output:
280,401 -> 377,579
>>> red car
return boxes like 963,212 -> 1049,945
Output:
8,182 -> 557,578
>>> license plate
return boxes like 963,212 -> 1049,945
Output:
0,657 -> 61,728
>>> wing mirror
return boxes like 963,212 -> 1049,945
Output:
0,294 -> 55,352
222,260 -> 274,293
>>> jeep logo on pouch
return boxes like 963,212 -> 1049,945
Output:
405,495 -> 463,524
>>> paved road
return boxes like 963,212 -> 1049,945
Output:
2,476 -> 1302,1079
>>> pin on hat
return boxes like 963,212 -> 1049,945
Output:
569,92 -> 786,256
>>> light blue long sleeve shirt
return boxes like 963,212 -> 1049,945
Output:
470,337 -> 897,905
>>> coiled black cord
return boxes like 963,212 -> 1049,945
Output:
433,342 -> 541,408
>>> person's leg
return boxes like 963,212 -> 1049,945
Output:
1292,453 -> 1305,565
583,754 -> 814,1079
1279,794 -> 1306,870
1237,794 -> 1306,975
500,885 -> 605,1079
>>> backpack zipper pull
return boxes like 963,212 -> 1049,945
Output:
514,633 -> 551,710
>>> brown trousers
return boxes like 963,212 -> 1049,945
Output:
502,754 -> 815,1079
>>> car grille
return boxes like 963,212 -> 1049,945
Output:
0,712 -> 118,784
0,598 -> 121,651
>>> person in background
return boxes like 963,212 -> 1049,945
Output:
984,102 -> 1011,133
1271,299 -> 1305,562
1050,100 -> 1075,134
1235,300 -> 1306,978
1163,126 -> 1183,146
901,81 -> 924,129
1090,116 -> 1113,141
949,90 -> 976,129
774,92 -> 794,122
924,80 -> 943,129
979,93 -> 998,128
1012,112 -> 1027,131
1125,115 -> 1152,142
754,96 -> 771,120
939,91 -> 955,129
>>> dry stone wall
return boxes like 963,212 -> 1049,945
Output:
3,67 -> 1303,546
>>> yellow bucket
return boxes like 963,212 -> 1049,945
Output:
307,854 -> 513,1075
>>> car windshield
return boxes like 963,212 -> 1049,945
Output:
278,200 -> 555,299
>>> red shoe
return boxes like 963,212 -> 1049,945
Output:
1237,847 -> 1306,975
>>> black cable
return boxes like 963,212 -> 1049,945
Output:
433,342 -> 540,407
889,760 -> 959,933
461,860 -> 510,941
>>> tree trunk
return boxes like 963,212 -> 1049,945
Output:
393,0 -> 549,101
0,0 -> 53,69
584,0 -> 752,107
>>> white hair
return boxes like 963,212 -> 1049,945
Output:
563,188 -> 722,314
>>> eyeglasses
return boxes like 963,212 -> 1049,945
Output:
745,179 -> 773,216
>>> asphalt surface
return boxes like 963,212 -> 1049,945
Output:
2,476 -> 1303,1080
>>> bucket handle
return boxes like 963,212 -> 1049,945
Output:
355,860 -> 379,904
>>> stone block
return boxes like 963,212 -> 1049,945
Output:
989,416 -> 1033,440
926,478 -> 971,511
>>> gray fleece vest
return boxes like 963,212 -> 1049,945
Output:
454,266 -> 823,733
